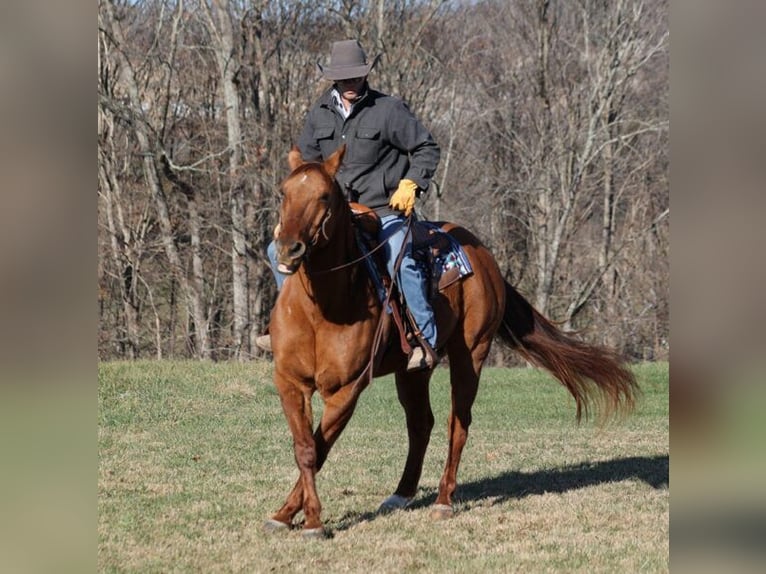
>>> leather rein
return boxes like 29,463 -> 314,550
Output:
306,206 -> 410,276
300,198 -> 414,388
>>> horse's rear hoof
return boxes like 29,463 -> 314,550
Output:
429,503 -> 453,520
263,518 -> 290,534
378,494 -> 413,514
301,526 -> 328,540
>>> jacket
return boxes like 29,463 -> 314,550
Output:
297,86 -> 440,216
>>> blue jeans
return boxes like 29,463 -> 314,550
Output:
267,240 -> 285,290
379,214 -> 437,349
266,213 -> 437,349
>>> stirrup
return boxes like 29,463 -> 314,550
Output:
406,346 -> 434,372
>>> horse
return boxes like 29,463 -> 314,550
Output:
264,145 -> 638,538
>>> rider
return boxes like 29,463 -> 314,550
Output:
258,39 -> 441,372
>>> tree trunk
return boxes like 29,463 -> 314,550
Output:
205,0 -> 250,360
100,0 -> 211,359
98,144 -> 141,358
186,193 -> 212,359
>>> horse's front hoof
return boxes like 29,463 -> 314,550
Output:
263,518 -> 290,534
301,526 -> 328,540
378,494 -> 414,514
429,503 -> 454,520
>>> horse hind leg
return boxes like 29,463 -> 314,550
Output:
432,338 -> 487,519
378,369 -> 435,514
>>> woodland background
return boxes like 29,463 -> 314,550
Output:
97,0 -> 668,363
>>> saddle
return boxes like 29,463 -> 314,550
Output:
349,203 -> 473,356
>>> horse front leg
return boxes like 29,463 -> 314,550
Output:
267,383 -> 324,535
268,381 -> 365,537
379,370 -> 434,513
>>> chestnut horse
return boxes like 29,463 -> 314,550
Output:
265,145 -> 638,538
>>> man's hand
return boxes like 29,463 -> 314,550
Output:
388,179 -> 418,216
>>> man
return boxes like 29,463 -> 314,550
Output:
258,39 -> 440,372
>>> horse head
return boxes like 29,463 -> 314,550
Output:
274,145 -> 346,275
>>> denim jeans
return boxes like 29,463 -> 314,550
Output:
267,240 -> 285,290
379,214 -> 437,348
266,213 -> 437,349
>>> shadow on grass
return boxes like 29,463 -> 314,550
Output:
332,454 -> 668,532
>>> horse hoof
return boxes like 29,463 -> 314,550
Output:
378,494 -> 413,514
429,504 -> 454,520
301,527 -> 328,540
263,519 -> 290,533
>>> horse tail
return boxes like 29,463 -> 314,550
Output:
498,281 -> 639,422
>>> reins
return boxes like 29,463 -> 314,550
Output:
295,184 -> 414,391
352,214 -> 414,392
307,210 -> 409,276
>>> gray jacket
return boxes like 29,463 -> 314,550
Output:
297,86 -> 440,216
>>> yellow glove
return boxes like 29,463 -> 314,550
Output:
388,179 -> 418,216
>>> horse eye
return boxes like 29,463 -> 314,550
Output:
319,194 -> 330,204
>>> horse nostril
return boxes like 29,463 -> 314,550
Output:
288,241 -> 306,259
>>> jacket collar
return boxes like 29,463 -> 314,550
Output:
320,84 -> 373,118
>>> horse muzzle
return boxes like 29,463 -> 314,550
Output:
276,239 -> 307,274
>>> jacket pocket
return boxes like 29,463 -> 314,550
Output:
314,126 -> 335,140
314,125 -> 336,158
353,126 -> 381,164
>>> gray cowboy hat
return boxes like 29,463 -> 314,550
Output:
317,40 -> 381,81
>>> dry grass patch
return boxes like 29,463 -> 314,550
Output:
99,360 -> 668,572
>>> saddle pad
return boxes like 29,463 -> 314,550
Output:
414,222 -> 473,291
355,220 -> 474,309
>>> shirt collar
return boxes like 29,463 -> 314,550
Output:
331,84 -> 368,119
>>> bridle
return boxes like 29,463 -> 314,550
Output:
288,181 -> 415,390
295,177 -> 411,276
308,210 -> 411,276
303,175 -> 340,250
308,204 -> 333,247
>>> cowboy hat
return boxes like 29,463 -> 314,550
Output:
317,40 -> 381,81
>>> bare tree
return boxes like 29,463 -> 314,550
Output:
97,0 -> 669,363
99,0 -> 213,358
98,109 -> 146,358
198,0 -> 250,360
449,1 -> 668,345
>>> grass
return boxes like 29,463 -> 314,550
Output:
98,360 -> 668,573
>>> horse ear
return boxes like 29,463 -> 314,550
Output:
287,146 -> 305,171
323,144 -> 346,179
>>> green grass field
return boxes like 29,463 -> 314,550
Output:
98,360 -> 668,573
